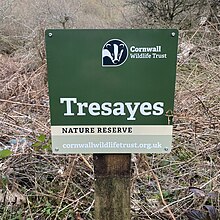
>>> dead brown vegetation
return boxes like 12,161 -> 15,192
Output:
0,0 -> 219,219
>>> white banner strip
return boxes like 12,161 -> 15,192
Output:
51,125 -> 173,136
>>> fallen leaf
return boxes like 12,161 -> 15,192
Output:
207,192 -> 218,198
186,209 -> 208,220
204,205 -> 219,220
189,187 -> 206,197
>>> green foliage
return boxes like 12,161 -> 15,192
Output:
175,147 -> 194,161
0,149 -> 13,158
38,134 -> 46,142
10,209 -> 23,220
32,134 -> 51,152
1,175 -> 8,191
43,201 -> 52,216
162,190 -> 175,203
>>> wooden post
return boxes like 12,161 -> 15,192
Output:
94,154 -> 131,220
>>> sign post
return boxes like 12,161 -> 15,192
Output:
45,29 -> 178,219
94,154 -> 131,220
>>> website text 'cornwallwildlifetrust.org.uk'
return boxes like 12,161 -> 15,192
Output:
62,141 -> 162,150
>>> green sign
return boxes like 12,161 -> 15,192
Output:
45,29 -> 178,154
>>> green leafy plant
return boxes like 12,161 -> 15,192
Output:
32,134 -> 51,152
0,149 -> 13,158
43,201 -> 52,216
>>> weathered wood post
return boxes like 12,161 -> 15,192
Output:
94,154 -> 131,220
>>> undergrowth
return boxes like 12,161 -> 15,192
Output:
0,19 -> 219,220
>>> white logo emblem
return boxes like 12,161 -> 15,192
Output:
102,39 -> 128,67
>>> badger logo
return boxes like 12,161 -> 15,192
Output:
102,39 -> 128,67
